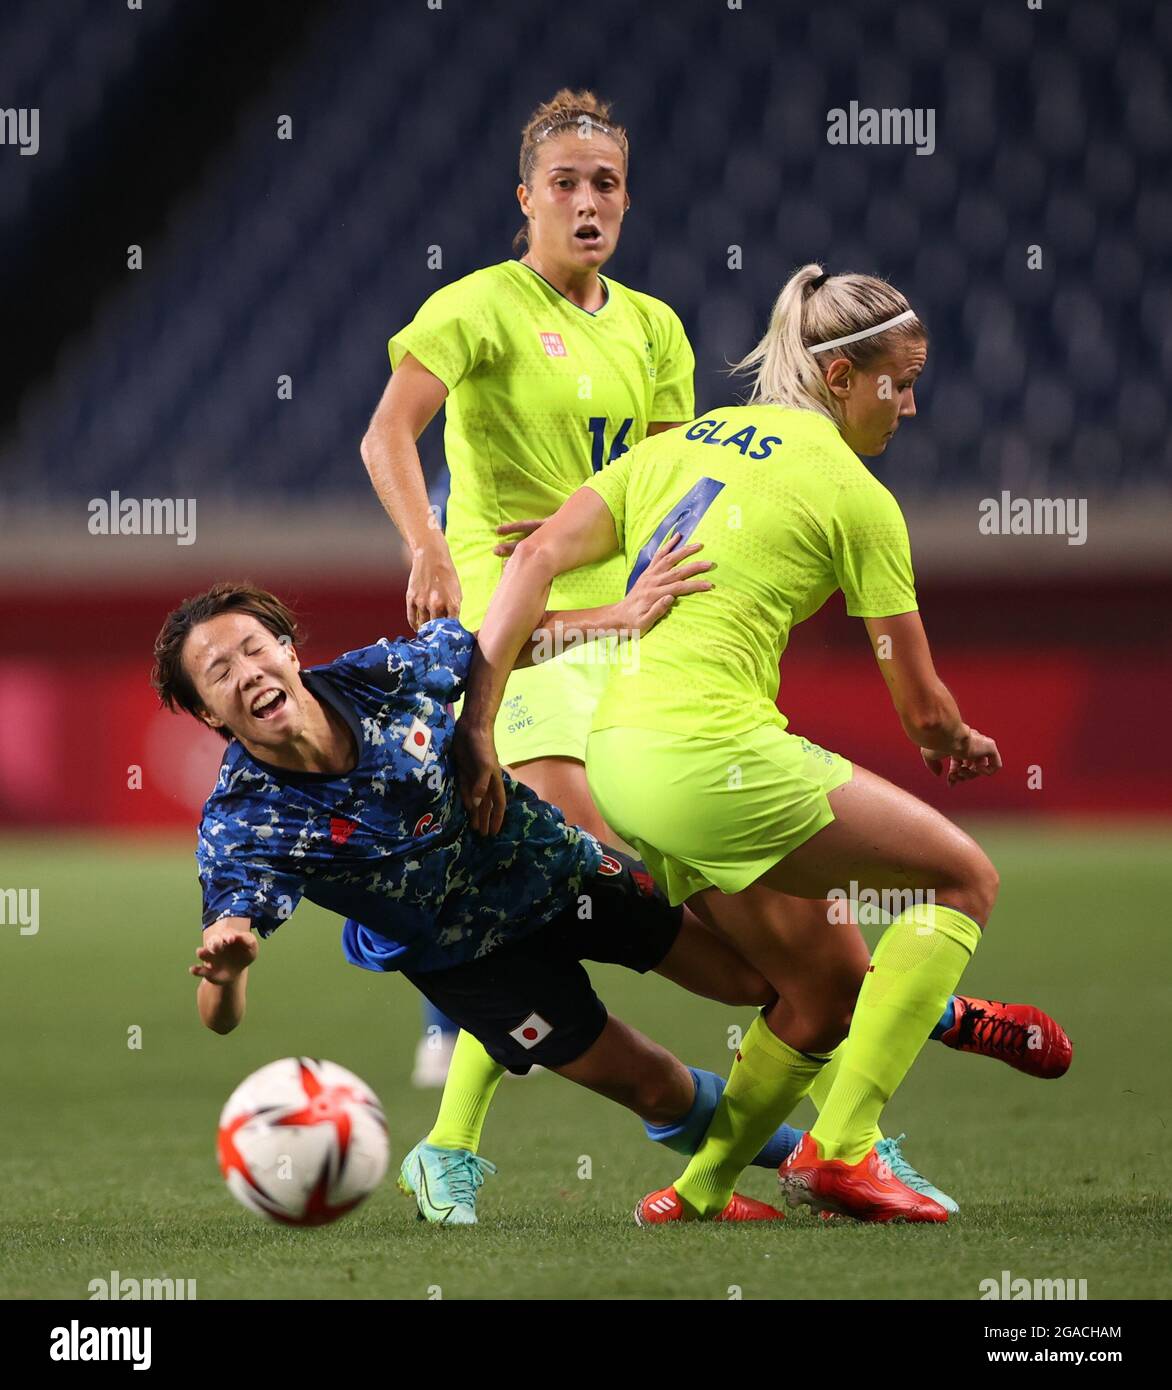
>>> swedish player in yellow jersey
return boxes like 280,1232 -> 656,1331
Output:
361,89 -> 693,822
358,90 -> 696,1153
455,264 -> 1052,1224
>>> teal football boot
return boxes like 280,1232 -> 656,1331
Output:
875,1133 -> 959,1215
397,1140 -> 498,1225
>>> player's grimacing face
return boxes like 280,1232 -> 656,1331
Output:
518,133 -> 628,271
829,338 -> 928,457
183,612 -> 305,748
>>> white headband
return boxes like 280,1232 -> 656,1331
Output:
808,309 -> 917,354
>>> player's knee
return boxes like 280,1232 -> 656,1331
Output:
633,1069 -> 689,1125
953,850 -> 999,926
789,998 -> 852,1055
934,845 -> 1000,922
798,1018 -> 850,1055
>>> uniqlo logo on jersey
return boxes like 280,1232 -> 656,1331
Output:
539,332 -> 567,357
329,817 -> 357,846
403,716 -> 432,763
508,1012 -> 553,1049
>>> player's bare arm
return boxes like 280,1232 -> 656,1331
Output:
191,916 -> 257,1034
515,532 -> 712,669
492,424 -> 684,559
863,611 -> 1002,786
360,352 -> 460,630
456,487 -> 627,834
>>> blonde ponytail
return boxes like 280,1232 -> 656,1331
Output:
730,264 -> 925,422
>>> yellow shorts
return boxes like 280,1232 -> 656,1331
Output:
585,721 -> 854,906
491,642 -> 614,767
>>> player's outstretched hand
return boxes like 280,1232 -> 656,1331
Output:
453,717 -> 508,836
620,532 -> 714,635
922,728 -> 1002,787
493,518 -> 546,559
190,925 -> 258,984
407,541 -> 462,631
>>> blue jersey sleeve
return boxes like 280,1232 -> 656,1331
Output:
330,619 -> 474,702
198,851 -> 305,938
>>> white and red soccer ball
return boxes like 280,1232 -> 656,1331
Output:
217,1057 -> 389,1226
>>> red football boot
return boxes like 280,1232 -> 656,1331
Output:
634,1185 -> 784,1226
940,995 -> 1072,1079
779,1133 -> 950,1223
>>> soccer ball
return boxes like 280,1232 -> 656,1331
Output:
217,1057 -> 389,1226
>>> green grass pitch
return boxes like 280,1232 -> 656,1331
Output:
2,826 -> 1168,1301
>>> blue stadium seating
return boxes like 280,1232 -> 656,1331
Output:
2,0 -> 1167,501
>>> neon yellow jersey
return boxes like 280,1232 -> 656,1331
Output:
583,405 -> 918,736
389,260 -> 695,629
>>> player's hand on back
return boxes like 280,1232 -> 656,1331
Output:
407,539 -> 462,631
620,532 -> 714,635
453,717 -> 508,836
921,728 -> 1002,787
190,921 -> 258,984
493,518 -> 546,559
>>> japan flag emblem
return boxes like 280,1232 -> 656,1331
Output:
403,716 -> 432,763
508,1012 -> 553,1049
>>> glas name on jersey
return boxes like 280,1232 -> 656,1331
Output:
684,418 -> 784,459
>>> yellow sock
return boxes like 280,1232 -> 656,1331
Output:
426,1030 -> 505,1153
811,903 -> 981,1164
807,1043 -> 884,1143
674,1014 -> 827,1218
806,1042 -> 841,1112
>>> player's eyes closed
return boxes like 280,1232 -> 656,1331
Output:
211,647 -> 263,683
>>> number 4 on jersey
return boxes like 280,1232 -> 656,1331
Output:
626,477 -> 725,593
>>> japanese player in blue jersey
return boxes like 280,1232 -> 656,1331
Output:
154,581 -> 1071,1225
153,576 -> 824,1222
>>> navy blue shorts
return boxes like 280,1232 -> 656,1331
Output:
401,847 -> 682,1074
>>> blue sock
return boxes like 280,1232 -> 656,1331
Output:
930,995 -> 958,1041
643,1067 -> 804,1168
753,1120 -> 804,1168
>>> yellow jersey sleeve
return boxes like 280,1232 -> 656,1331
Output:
387,276 -> 502,391
647,303 -> 696,423
830,476 -> 919,618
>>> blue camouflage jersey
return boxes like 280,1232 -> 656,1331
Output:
195,619 -> 603,973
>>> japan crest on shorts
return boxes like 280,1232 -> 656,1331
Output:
403,716 -> 432,763
508,1011 -> 553,1049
